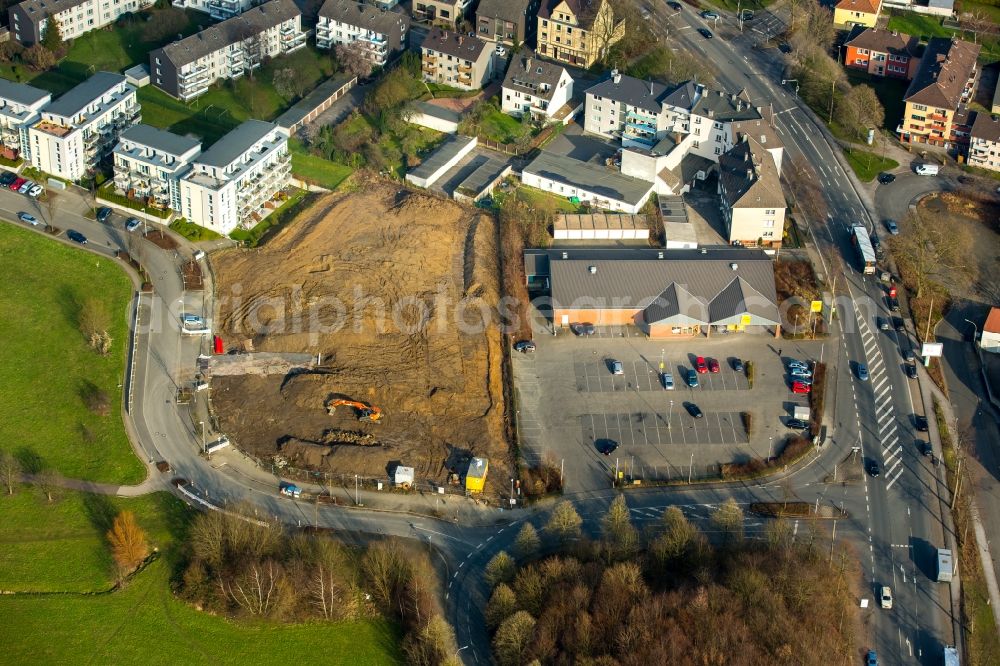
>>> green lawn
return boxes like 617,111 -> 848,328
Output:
845,71 -> 909,134
479,106 -> 526,144
0,224 -> 145,484
169,218 -> 224,242
516,185 -> 585,213
843,148 -> 899,182
702,0 -> 773,13
887,10 -> 1000,59
289,139 -> 353,190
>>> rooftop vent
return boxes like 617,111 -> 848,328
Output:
730,262 -> 739,270
588,266 -> 597,274
701,248 -> 708,254
658,251 -> 664,259
561,251 -> 568,259
612,68 -> 621,84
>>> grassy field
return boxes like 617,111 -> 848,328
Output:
289,139 -> 353,190
169,218 -> 224,242
0,224 -> 145,484
887,9 -> 1000,60
843,149 -> 899,181
516,185 -> 585,213
478,106 -> 525,144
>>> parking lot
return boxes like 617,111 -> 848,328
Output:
581,409 -> 747,447
574,353 -> 750,393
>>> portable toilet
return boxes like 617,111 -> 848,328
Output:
465,457 -> 489,493
394,466 -> 415,489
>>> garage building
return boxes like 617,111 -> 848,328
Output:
552,213 -> 650,241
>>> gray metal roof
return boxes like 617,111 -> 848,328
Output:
11,0 -> 87,20
408,135 -> 476,180
527,247 -> 779,325
0,78 -> 50,107
120,124 -> 200,156
276,74 -> 356,129
456,154 -> 508,196
413,100 -> 461,123
43,72 -> 126,118
196,120 -> 279,168
523,150 -> 653,206
503,50 -> 568,103
585,74 -> 670,114
158,0 -> 300,68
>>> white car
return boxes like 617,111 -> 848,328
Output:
28,184 -> 43,197
181,314 -> 205,326
662,372 -> 674,390
880,586 -> 893,609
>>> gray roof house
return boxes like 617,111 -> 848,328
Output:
476,0 -> 540,46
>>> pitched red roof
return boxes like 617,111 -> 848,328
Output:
836,0 -> 882,15
844,27 -> 920,58
985,307 -> 1000,334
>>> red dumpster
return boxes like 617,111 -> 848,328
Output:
213,335 -> 224,354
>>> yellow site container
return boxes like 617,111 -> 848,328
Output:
465,457 -> 488,493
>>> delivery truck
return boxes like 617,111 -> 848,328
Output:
851,225 -> 877,275
937,548 -> 954,582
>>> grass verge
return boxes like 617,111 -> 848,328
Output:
229,189 -> 311,246
0,224 -> 145,484
169,218 -> 223,242
843,149 -> 899,182
289,139 -> 353,190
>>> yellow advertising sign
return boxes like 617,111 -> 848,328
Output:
740,314 -> 753,326
810,300 -> 823,313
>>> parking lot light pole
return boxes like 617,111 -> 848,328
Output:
669,400 -> 674,430
688,453 -> 694,483
769,436 -> 775,460
199,420 -> 206,454
965,318 -> 979,344
355,474 -> 360,506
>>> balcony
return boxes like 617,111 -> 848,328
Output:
458,63 -> 472,73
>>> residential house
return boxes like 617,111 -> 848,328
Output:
967,112 -> 1000,172
501,51 -> 573,120
9,0 -> 153,46
882,0 -> 953,17
717,136 -> 785,248
412,0 -> 473,28
521,149 -> 654,214
149,0 -> 306,102
536,0 -> 625,69
0,79 -> 51,161
178,120 -> 290,234
898,37 -> 980,147
420,28 -> 493,91
522,247 -> 781,338
476,0 -> 539,47
833,0 -> 882,27
316,0 -> 409,72
113,124 -> 201,213
982,307 -> 1000,353
175,0 -> 255,21
844,27 -> 921,80
27,72 -> 139,182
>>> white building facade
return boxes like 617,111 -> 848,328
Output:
0,79 -> 51,162
172,0 -> 254,20
9,0 -> 154,46
113,124 -> 202,212
315,0 -> 410,71
501,53 -> 574,120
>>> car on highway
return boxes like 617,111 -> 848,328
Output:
777,42 -> 792,53
868,461 -> 881,477
915,415 -> 929,432
856,363 -> 869,381
869,232 -> 880,251
66,229 -> 88,244
866,649 -> 878,666
125,217 -> 142,232
694,356 -> 708,373
595,438 -> 619,456
905,363 -> 917,379
884,219 -> 899,235
877,172 -> 895,184
96,206 -> 113,223
878,317 -> 890,331
903,349 -> 915,363
685,402 -> 704,418
880,586 -> 893,609
785,418 -> 809,430
700,9 -> 719,18
686,369 -> 699,388
609,359 -> 624,375
0,171 -> 16,186
707,357 -> 720,373
697,27 -> 713,38
791,381 -> 811,394
661,372 -> 674,390
17,212 -> 39,226
572,322 -> 596,336
731,357 -> 744,372
666,1 -> 681,9
513,340 -> 535,353
9,176 -> 25,191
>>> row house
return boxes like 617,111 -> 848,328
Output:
9,0 -> 153,46
536,0 -> 624,69
28,72 -> 139,182
149,0 -> 306,102
413,0 -> 473,29
0,79 -> 51,162
316,0 -> 410,73
178,120 -> 291,235
501,51 -> 574,120
844,27 -> 921,80
173,0 -> 255,21
113,124 -> 201,212
898,37 -> 980,148
476,0 -> 539,47
967,112 -> 1000,173
420,28 -> 493,91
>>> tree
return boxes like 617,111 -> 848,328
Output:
545,500 -> 582,543
335,41 -> 372,79
513,522 -> 540,560
711,498 -> 745,544
272,67 -> 298,100
34,467 -> 61,502
139,7 -> 188,43
965,10 -> 992,44
402,613 -> 460,666
493,610 -> 536,666
843,84 -> 884,140
362,540 -> 410,610
601,494 -> 639,559
23,45 -> 56,71
0,41 -> 23,64
894,208 -> 970,299
40,16 -> 64,55
485,550 -> 516,588
651,506 -> 697,563
485,583 -> 518,630
0,450 -> 21,495
107,510 -> 150,574
81,380 -> 110,416
304,536 -> 357,620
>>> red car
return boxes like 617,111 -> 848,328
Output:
695,356 -> 708,374
9,177 -> 25,191
708,358 -> 720,373
791,381 -> 811,394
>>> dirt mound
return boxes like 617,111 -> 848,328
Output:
211,184 -> 507,489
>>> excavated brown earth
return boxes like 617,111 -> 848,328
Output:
210,184 -> 508,491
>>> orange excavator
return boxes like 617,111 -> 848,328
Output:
326,398 -> 383,423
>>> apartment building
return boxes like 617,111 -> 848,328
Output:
421,28 -> 493,91
476,0 -> 539,47
717,136 -> 785,248
967,112 -> 1000,172
501,51 -> 573,119
536,0 -> 624,69
898,37 -> 980,147
9,0 -> 153,46
844,27 -> 921,80
316,0 -> 410,72
113,124 -> 201,212
413,0 -> 472,28
833,0 -> 882,27
28,72 -> 139,182
149,0 -> 306,101
0,79 -> 51,162
178,120 -> 291,234
174,0 -> 254,21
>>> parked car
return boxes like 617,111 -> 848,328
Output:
513,340 -> 535,353
777,42 -> 792,53
694,356 -> 708,373
877,172 -> 896,184
667,1 -> 681,9
880,586 -> 893,609
697,27 -> 713,38
707,358 -> 720,373
686,369 -> 699,388
915,163 -> 939,176
8,177 -> 25,191
572,322 -> 596,336
884,219 -> 899,235
182,314 -> 204,326
609,359 -> 624,375
878,317 -> 890,331
66,229 -> 88,244
731,358 -> 744,372
17,212 -> 39,226
868,461 -> 881,477
893,317 -> 905,332
920,441 -> 932,457
905,363 -> 917,379
96,207 -> 112,223
791,381 -> 811,394
856,363 -> 869,381
915,415 -> 929,432
790,368 -> 812,379
700,9 -> 719,18
595,439 -> 619,456
867,649 -> 878,666
661,372 -> 674,390
870,233 -> 881,250
685,402 -> 704,418
17,180 -> 33,194
786,418 -> 809,430
787,360 -> 809,370
0,171 -> 16,186
27,183 -> 42,197
125,217 -> 141,232
904,349 -> 915,363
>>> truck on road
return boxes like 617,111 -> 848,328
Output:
851,225 -> 877,275
937,548 -> 954,582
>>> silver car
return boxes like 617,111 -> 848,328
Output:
662,372 -> 674,390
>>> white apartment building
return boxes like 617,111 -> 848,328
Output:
501,51 -> 574,120
28,72 -> 139,182
9,0 -> 153,46
173,0 -> 254,21
179,120 -> 291,234
0,79 -> 51,162
316,0 -> 410,72
718,136 -> 786,248
150,0 -> 306,101
967,111 -> 1000,173
113,124 -> 202,212
421,28 -> 493,91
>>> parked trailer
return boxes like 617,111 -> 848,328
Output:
937,548 -> 954,582
851,225 -> 877,275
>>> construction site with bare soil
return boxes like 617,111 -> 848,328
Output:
209,183 -> 509,494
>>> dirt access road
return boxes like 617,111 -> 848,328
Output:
210,184 -> 508,492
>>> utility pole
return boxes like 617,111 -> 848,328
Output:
924,297 -> 935,346
354,474 -> 360,506
951,456 -> 963,510
688,453 -> 694,483
829,76 -> 836,124
614,457 -> 619,487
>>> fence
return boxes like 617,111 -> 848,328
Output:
612,462 -> 724,487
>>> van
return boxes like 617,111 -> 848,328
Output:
915,163 -> 939,176
193,250 -> 206,261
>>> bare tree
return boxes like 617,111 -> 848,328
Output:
545,500 -> 582,543
964,10 -> 992,44
272,67 -> 298,99
710,498 -> 744,544
306,538 -> 356,620
843,84 -> 885,140
335,41 -> 372,79
485,550 -> 516,588
513,522 -> 540,560
35,468 -> 61,502
222,559 -> 287,616
107,510 -> 150,576
895,209 -> 970,299
582,0 -> 626,66
0,451 -> 21,495
362,540 -> 410,609
486,583 -> 518,630
493,610 -> 537,666
601,494 -> 639,560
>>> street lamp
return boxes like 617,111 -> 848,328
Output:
964,318 -> 979,344
781,79 -> 799,96
669,400 -> 674,430
688,452 -> 694,483
199,420 -> 206,454
354,474 -> 360,506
